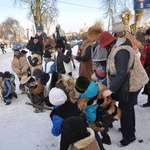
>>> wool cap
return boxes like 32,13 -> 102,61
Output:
40,72 -> 50,86
112,22 -> 125,33
75,76 -> 90,93
0,72 -> 4,78
146,28 -> 150,36
99,32 -> 116,48
95,65 -> 106,80
61,116 -> 87,143
49,87 -> 67,106
43,50 -> 51,58
20,76 -> 32,84
55,40 -> 65,49
56,24 -> 61,29
32,69 -> 42,80
36,26 -> 43,30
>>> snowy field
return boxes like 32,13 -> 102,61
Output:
0,47 -> 150,150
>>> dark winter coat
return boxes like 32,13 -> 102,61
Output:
54,49 -> 72,74
50,101 -> 83,136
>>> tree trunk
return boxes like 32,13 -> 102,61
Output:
135,10 -> 144,33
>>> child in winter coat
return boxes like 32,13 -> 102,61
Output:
49,87 -> 85,137
0,72 -> 12,105
60,116 -> 100,150
42,50 -> 56,75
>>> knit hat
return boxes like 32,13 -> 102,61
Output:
55,40 -> 65,49
32,69 -> 42,80
95,65 -> 106,80
146,28 -> 150,36
112,22 -> 125,33
56,24 -> 60,29
75,76 -> 90,93
40,72 -> 50,86
49,87 -> 67,106
36,26 -> 43,31
0,72 -> 4,78
87,25 -> 103,41
99,32 -> 116,48
20,76 -> 32,84
43,50 -> 51,58
61,116 -> 87,143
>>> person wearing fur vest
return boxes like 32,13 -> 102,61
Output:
87,25 -> 108,71
60,116 -> 100,150
11,49 -> 29,94
72,32 -> 94,80
99,31 -> 149,147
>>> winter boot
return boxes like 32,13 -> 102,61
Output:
13,92 -> 18,98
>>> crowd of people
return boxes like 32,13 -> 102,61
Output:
0,22 -> 150,150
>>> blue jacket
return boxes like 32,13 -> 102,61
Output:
81,81 -> 99,124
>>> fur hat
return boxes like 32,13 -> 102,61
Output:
80,32 -> 88,40
87,25 -> 103,41
61,116 -> 87,143
40,72 -> 50,86
20,76 -> 32,84
49,87 -> 67,106
112,22 -> 125,33
36,26 -> 43,30
43,50 -> 51,58
32,69 -> 42,80
99,32 -> 116,48
95,66 -> 106,80
75,76 -> 90,93
146,28 -> 150,36
55,40 -> 65,49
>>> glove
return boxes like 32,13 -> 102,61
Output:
28,55 -> 31,60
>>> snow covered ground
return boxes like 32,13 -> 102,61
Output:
0,47 -> 150,150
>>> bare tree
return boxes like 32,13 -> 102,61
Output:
14,0 -> 58,33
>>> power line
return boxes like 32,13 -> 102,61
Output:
57,0 -> 100,9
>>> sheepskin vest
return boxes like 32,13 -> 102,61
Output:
107,45 -> 149,92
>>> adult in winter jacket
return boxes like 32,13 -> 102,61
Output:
60,116 -> 100,150
54,40 -> 72,76
87,25 -> 107,71
11,49 -> 29,94
72,32 -> 93,80
99,31 -> 149,147
53,24 -> 66,42
140,28 -> 150,107
35,26 -> 47,50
